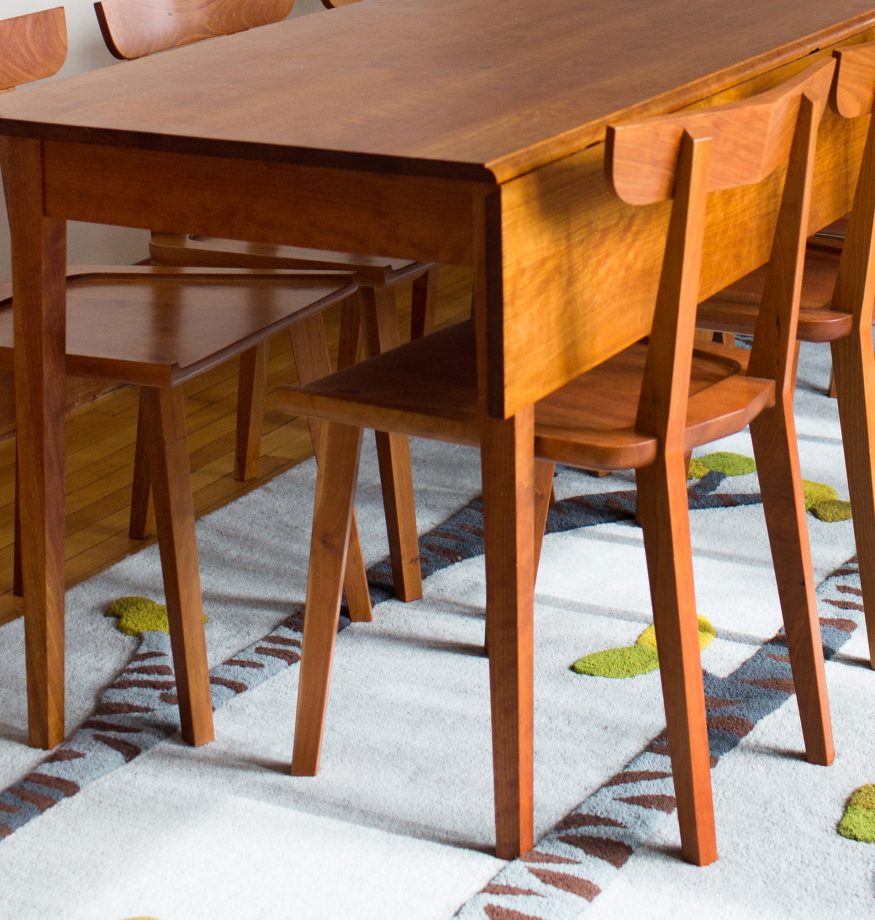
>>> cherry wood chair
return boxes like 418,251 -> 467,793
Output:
276,59 -> 836,863
94,0 -> 434,603
0,8 -> 379,745
698,43 -> 875,669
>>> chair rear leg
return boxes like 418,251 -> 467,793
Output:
291,421 -> 363,776
128,392 -> 156,540
749,402 -> 834,764
234,343 -> 267,481
410,267 -> 438,340
361,286 -> 423,602
831,332 -> 875,667
638,451 -> 717,867
140,386 -> 214,747
288,314 -> 373,623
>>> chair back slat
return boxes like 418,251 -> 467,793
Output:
634,131 -> 711,444
94,0 -> 296,61
747,94 -> 820,394
607,59 -> 834,206
0,8 -> 67,91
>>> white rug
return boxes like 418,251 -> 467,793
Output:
0,341 -> 871,919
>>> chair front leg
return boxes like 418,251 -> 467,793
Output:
361,286 -> 423,603
234,343 -> 267,481
289,314 -> 373,623
292,421 -> 363,776
140,385 -> 214,747
831,329 -> 875,667
749,400 -> 834,764
637,450 -> 716,867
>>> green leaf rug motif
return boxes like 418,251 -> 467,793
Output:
571,616 -> 716,678
686,451 -> 852,522
104,595 -> 207,636
838,785 -> 875,843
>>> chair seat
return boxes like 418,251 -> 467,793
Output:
278,320 -> 775,470
698,246 -> 852,342
0,266 -> 356,387
149,233 -> 433,287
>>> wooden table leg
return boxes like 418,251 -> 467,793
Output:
482,407 -> 535,859
3,137 -> 67,749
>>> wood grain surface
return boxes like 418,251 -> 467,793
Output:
1,0 -> 873,181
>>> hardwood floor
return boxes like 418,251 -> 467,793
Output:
0,265 -> 472,628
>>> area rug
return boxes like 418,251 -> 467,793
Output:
0,342 -> 871,919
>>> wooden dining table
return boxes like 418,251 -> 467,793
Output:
0,0 -> 873,857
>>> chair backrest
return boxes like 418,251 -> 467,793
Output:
94,0 -> 296,60
607,58 -> 834,444
827,43 -> 875,329
0,7 -> 67,92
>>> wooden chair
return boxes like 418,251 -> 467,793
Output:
0,7 -> 377,746
698,43 -> 875,669
276,58 -> 837,864
94,0 -> 434,603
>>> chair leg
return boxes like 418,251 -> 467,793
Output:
832,332 -> 875,667
360,286 -> 423,602
291,421 -> 363,776
749,401 -> 834,764
637,451 -> 717,867
13,446 -> 22,597
482,410 -> 535,859
288,315 -> 373,623
410,267 -> 438,340
234,344 -> 267,481
533,459 -> 555,578
129,393 -> 156,540
336,295 -> 364,370
140,386 -> 214,747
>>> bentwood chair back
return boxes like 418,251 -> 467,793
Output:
93,0 -> 429,604
0,6 -> 66,88
698,43 -> 875,668
0,7 -> 371,749
275,57 -> 837,864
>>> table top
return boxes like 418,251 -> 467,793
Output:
0,0 -> 873,182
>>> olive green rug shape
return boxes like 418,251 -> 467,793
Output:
570,616 -> 716,678
104,595 -> 208,637
838,785 -> 875,843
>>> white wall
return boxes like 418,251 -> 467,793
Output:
0,0 -> 327,283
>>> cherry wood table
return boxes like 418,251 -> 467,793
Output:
1,0 -> 873,857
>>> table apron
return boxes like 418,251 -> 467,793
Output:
493,101 -> 866,417
41,141 -> 480,266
